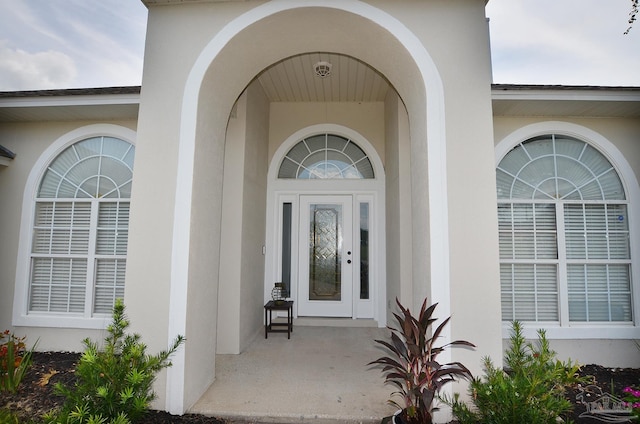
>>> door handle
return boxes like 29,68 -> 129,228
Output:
347,259 -> 352,264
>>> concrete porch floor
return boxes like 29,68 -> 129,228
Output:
189,324 -> 396,424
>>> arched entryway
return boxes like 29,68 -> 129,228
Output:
164,1 -> 448,414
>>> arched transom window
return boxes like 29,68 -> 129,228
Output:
278,133 -> 374,179
496,134 -> 632,324
30,136 -> 135,316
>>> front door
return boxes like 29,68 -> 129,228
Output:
298,195 -> 353,317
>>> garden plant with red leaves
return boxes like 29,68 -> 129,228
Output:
0,330 -> 36,394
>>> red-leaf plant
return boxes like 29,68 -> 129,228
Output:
369,298 -> 475,424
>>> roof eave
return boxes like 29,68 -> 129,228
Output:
492,84 -> 640,101
0,86 -> 141,108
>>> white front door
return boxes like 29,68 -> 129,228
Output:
298,195 -> 353,317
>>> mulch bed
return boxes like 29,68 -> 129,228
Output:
0,352 -> 226,424
1,352 -> 639,423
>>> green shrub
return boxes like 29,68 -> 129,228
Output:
0,330 -> 37,393
48,299 -> 184,424
447,321 -> 585,424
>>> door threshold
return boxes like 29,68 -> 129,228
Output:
293,317 -> 378,327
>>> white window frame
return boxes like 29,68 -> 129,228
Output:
495,122 -> 640,339
278,133 -> 375,179
13,124 -> 136,329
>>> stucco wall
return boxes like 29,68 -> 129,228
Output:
216,92 -> 246,353
440,4 -> 504,375
125,0 -> 267,368
216,81 -> 269,355
384,91 -> 413,317
551,339 -> 640,368
123,2 -> 263,411
268,102 -> 385,163
239,82 -> 270,353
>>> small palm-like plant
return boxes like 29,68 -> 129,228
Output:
49,299 -> 184,424
369,298 -> 475,424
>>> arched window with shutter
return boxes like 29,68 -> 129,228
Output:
29,136 -> 135,317
496,134 -> 632,324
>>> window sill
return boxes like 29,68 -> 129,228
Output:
13,312 -> 112,330
501,322 -> 640,339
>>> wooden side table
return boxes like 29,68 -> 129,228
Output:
264,300 -> 293,339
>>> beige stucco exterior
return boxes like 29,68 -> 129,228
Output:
0,0 -> 638,420
121,0 -> 503,412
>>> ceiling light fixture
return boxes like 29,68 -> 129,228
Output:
313,61 -> 332,78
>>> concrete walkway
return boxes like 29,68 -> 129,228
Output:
190,324 -> 396,424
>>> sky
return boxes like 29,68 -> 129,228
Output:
0,0 -> 638,91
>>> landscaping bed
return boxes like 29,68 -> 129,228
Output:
566,363 -> 640,423
1,352 -> 639,423
0,352 -> 226,424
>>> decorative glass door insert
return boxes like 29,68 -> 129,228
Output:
309,205 -> 342,300
298,195 -> 353,317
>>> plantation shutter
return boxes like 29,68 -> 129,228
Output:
565,204 -> 631,322
498,203 -> 558,321
30,201 -> 92,312
94,202 -> 129,313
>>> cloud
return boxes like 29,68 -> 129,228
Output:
0,0 -> 637,90
486,0 -> 640,86
0,0 -> 146,90
0,42 -> 77,90
63,12 -> 144,88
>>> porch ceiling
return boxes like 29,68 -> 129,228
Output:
256,52 -> 391,102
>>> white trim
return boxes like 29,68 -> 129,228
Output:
12,124 -> 136,329
503,322 -> 640,340
354,193 -> 377,319
0,93 -> 140,108
169,0 -> 448,413
267,193 -> 299,307
495,121 -> 640,339
491,87 -> 640,103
